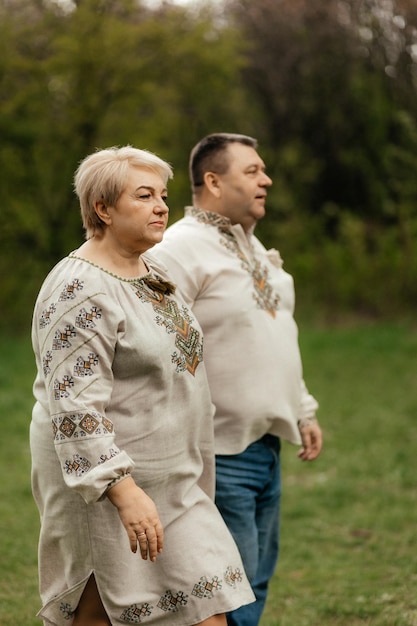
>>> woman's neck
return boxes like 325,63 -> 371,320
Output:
74,237 -> 149,278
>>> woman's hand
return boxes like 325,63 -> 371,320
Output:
106,476 -> 164,561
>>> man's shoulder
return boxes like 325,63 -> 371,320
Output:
164,212 -> 217,243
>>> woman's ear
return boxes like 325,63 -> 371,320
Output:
94,200 -> 112,226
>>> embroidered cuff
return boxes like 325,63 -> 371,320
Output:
106,472 -> 131,492
297,416 -> 318,431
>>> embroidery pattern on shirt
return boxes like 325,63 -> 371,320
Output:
189,207 -> 280,317
132,277 -> 203,376
219,230 -> 279,318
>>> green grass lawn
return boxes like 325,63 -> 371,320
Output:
262,323 -> 417,626
1,324 -> 416,626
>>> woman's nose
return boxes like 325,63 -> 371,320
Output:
155,198 -> 169,212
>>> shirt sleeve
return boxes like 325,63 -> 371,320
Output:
298,379 -> 319,425
32,272 -> 134,504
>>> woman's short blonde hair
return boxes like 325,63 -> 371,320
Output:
74,145 -> 173,239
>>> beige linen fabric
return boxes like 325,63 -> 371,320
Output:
149,207 -> 319,455
30,254 -> 254,625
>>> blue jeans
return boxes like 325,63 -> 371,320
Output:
215,435 -> 281,626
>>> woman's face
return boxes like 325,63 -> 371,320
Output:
105,166 -> 169,255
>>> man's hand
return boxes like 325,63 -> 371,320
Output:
107,476 -> 164,561
297,422 -> 323,461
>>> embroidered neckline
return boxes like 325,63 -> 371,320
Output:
185,208 -> 279,317
132,281 -> 202,375
185,206 -> 232,229
67,253 -> 175,294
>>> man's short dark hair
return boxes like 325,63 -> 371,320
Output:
189,133 -> 258,191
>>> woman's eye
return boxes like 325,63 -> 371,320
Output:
162,196 -> 168,204
138,193 -> 151,200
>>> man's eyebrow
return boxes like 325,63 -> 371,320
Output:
245,163 -> 266,171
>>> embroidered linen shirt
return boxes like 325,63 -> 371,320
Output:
150,207 -> 318,454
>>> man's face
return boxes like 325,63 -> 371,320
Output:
216,143 -> 272,231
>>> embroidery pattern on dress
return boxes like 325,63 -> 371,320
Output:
53,325 -> 76,350
59,602 -> 74,620
192,575 -> 223,599
157,589 -> 188,613
52,411 -> 114,441
74,353 -> 99,377
40,304 -> 56,328
58,279 -> 84,301
54,375 -> 74,399
98,447 -> 119,464
120,602 -> 154,623
41,292 -> 104,401
43,350 -> 53,376
224,566 -> 243,588
63,453 -> 91,476
133,279 -> 203,376
76,306 -> 102,329
119,565 -> 244,621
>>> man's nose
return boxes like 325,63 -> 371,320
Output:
261,172 -> 273,186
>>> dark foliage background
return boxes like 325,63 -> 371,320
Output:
1,0 -> 416,331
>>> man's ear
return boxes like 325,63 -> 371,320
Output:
204,172 -> 222,198
94,200 -> 112,225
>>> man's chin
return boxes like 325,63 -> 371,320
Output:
252,207 -> 266,221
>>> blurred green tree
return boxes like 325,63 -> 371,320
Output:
227,0 -> 417,319
2,0 -> 417,329
0,0 -> 251,331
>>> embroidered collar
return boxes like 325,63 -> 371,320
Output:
185,207 -> 279,317
185,206 -> 232,230
68,253 -> 175,295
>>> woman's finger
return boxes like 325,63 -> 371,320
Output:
137,531 -> 149,560
145,530 -> 158,562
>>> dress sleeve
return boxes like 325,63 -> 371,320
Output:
32,271 -> 134,504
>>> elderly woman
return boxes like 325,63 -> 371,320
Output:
30,146 -> 254,626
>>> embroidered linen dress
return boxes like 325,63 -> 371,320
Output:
30,254 -> 254,626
